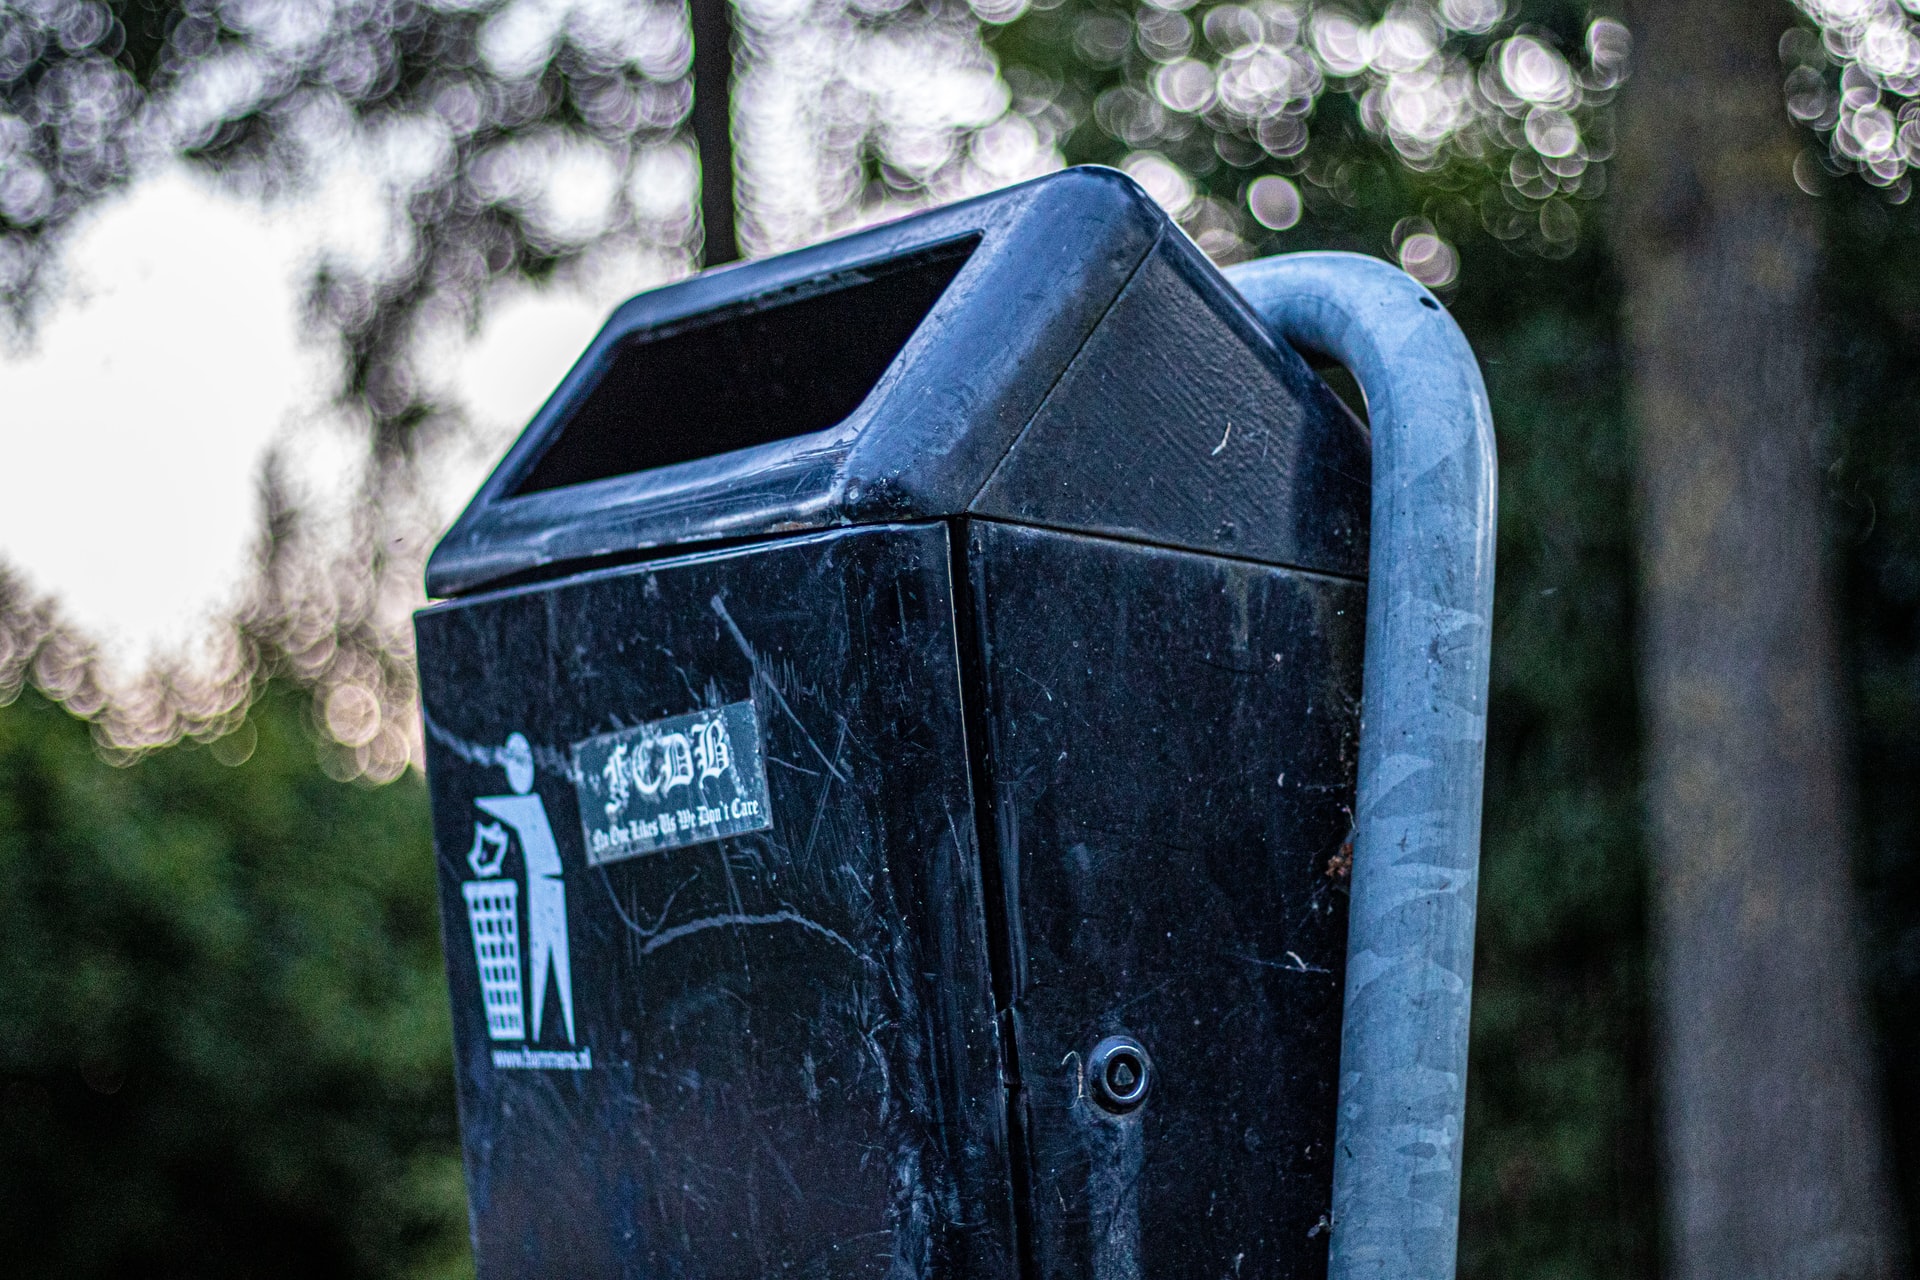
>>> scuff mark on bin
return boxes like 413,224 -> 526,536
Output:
640,908 -> 864,958
1234,950 -> 1333,976
712,592 -> 851,785
595,866 -> 865,960
423,711 -> 574,781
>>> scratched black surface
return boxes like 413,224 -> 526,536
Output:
415,524 -> 1012,1278
965,521 -> 1363,1280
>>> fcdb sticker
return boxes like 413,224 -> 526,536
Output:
571,700 -> 773,865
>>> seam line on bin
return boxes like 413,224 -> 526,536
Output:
963,514 -> 1368,585
419,517 -> 1370,621
415,527 -> 881,610
945,515 -> 1039,1280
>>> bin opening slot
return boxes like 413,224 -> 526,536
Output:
510,237 -> 978,495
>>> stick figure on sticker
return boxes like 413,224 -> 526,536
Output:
461,733 -> 576,1045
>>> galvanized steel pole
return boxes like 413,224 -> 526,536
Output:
1225,252 -> 1496,1280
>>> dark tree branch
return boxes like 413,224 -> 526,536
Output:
688,0 -> 738,266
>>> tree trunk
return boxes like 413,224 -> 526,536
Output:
689,0 -> 739,265
1615,2 -> 1906,1277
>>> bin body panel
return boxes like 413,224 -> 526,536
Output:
416,523 -> 1012,1279
964,521 -> 1362,1279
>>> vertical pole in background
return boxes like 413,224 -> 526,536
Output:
688,0 -> 739,267
1615,1 -> 1906,1275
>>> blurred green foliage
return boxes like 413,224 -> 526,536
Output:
0,682 -> 468,1279
1450,243 -> 1653,1277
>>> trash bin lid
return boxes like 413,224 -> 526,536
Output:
426,166 -> 1368,599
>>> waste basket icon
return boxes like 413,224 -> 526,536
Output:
416,166 -> 1494,1280
461,876 -> 523,1041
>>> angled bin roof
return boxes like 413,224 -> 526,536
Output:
426,166 -> 1369,599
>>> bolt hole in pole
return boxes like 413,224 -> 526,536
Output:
1088,1035 -> 1152,1116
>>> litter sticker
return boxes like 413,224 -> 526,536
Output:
460,731 -> 586,1070
572,701 -> 773,865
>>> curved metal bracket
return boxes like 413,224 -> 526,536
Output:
1225,252 -> 1497,1280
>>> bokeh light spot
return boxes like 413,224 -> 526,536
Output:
1398,231 -> 1458,287
1247,173 -> 1303,229
1122,150 -> 1196,216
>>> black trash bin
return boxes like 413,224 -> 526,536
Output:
416,166 -> 1371,1280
